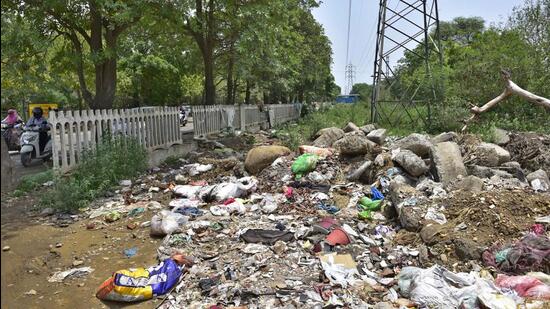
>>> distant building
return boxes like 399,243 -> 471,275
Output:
336,94 -> 359,104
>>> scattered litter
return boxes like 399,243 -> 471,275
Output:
48,267 -> 94,283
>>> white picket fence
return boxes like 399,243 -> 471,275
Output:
49,107 -> 181,172
192,103 -> 302,137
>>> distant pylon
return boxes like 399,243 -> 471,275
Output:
370,0 -> 443,128
345,63 -> 356,95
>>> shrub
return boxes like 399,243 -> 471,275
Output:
12,170 -> 53,197
42,135 -> 148,212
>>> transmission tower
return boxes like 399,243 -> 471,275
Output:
370,0 -> 443,128
345,63 -> 356,95
344,0 -> 355,95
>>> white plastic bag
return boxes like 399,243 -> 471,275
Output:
150,210 -> 188,236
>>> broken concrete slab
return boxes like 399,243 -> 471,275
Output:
430,142 -> 467,187
468,165 -> 514,179
395,133 -> 434,158
367,129 -> 387,145
333,135 -> 376,156
313,127 -> 345,147
474,142 -> 511,167
393,149 -> 429,177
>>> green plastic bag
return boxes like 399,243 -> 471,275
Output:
358,210 -> 372,220
359,197 -> 382,211
291,154 -> 318,179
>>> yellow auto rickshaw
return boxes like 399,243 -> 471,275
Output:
28,103 -> 59,119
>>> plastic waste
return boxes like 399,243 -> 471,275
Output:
104,211 -> 121,223
150,210 -> 188,236
291,154 -> 318,179
371,186 -> 384,200
298,145 -> 334,158
477,292 -> 517,309
123,247 -> 138,258
358,197 -> 382,211
48,267 -> 94,283
318,202 -> 339,214
424,207 -> 447,224
173,206 -> 204,218
495,274 -> 550,300
319,253 -> 359,288
210,198 -> 246,216
169,199 -> 201,209
183,163 -> 213,176
398,265 -> 501,308
358,210 -> 372,220
173,185 -> 202,199
240,229 -> 294,245
128,207 -> 145,217
208,177 -> 258,201
259,194 -> 279,214
96,254 -> 191,302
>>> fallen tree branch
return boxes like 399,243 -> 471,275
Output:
462,70 -> 550,132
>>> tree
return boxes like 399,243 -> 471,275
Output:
4,0 -> 153,109
350,83 -> 373,101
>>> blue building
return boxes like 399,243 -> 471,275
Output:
336,94 -> 359,104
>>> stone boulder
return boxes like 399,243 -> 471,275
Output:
333,135 -> 376,156
492,128 -> 510,145
313,127 -> 345,147
526,169 -> 550,192
244,145 -> 291,174
367,129 -> 387,145
431,132 -> 458,144
393,149 -> 429,177
468,165 -> 513,179
430,142 -> 467,187
343,122 -> 361,133
360,124 -> 377,135
395,133 -> 433,158
474,142 -> 511,167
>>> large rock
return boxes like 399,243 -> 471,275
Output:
367,129 -> 387,145
343,122 -> 361,133
474,142 -> 511,167
468,165 -> 513,179
395,133 -> 434,158
452,175 -> 484,192
346,160 -> 373,182
313,127 -> 345,147
1,138 -> 19,193
333,135 -> 376,156
431,132 -> 458,144
244,145 -> 291,174
393,150 -> 429,177
526,169 -> 550,192
492,128 -> 510,145
454,239 -> 484,261
360,124 -> 376,135
430,142 -> 467,186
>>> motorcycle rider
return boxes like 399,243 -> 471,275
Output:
2,109 -> 23,125
25,107 -> 50,152
2,109 -> 24,149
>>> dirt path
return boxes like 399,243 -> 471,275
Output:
1,196 -> 165,309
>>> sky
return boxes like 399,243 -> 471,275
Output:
312,0 -> 525,93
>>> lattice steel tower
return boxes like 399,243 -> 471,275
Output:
370,0 -> 443,128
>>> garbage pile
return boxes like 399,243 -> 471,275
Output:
90,124 -> 549,308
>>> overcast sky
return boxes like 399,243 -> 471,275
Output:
312,0 -> 525,93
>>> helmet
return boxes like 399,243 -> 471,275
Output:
32,107 -> 43,118
7,109 -> 16,115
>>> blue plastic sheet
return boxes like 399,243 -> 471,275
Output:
371,186 -> 384,200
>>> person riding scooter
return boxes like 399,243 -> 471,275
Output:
1,109 -> 24,150
25,107 -> 50,152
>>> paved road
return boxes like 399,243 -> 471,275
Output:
9,118 -> 194,178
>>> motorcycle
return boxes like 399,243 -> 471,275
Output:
179,109 -> 188,126
1,122 -> 22,151
20,125 -> 52,167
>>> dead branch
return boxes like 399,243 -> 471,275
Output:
461,70 -> 550,132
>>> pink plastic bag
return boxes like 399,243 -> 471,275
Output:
495,274 -> 550,300
299,145 -> 334,158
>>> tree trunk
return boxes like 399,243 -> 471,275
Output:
245,80 -> 251,105
203,48 -> 216,105
232,77 -> 238,105
225,52 -> 234,105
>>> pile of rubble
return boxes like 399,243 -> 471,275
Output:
70,124 -> 550,307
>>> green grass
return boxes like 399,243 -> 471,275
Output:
41,135 -> 148,212
12,170 -> 53,197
